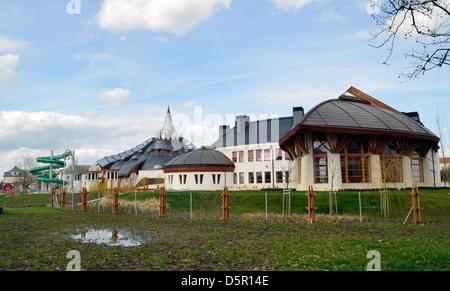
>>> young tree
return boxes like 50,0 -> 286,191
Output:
369,0 -> 450,79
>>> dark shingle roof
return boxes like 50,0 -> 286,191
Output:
164,149 -> 234,169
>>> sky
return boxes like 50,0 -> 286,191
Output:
0,0 -> 449,178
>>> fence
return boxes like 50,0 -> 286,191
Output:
51,184 -> 440,224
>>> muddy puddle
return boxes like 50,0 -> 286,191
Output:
68,229 -> 158,247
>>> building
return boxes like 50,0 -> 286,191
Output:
3,166 -> 36,192
87,107 -> 195,192
210,107 -> 304,190
163,148 -> 235,190
279,86 -> 442,191
440,157 -> 450,170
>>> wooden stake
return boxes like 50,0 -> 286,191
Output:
159,187 -> 166,218
410,184 -> 422,224
306,186 -> 317,223
112,188 -> 119,215
61,188 -> 66,209
222,187 -> 230,220
81,188 -> 87,212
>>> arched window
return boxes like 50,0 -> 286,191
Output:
340,139 -> 371,183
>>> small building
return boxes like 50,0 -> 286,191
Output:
163,149 -> 235,190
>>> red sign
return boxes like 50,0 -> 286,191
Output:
2,183 -> 13,193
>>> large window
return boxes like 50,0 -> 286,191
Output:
411,150 -> 424,183
340,139 -> 371,183
381,145 -> 403,183
313,139 -> 328,183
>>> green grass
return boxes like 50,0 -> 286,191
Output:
0,188 -> 449,271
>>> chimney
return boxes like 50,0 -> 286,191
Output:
293,107 -> 304,124
235,115 -> 250,132
219,125 -> 230,138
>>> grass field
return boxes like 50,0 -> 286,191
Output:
0,188 -> 449,271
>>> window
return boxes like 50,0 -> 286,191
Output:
313,139 -> 328,183
248,150 -> 254,162
217,174 -> 221,184
239,151 -> 244,163
248,172 -> 255,184
232,152 -> 237,163
411,150 -> 424,183
233,173 -> 237,184
194,174 -> 204,184
239,172 -> 245,184
381,144 -> 403,183
256,172 -> 263,183
256,150 -> 262,161
265,171 -> 271,184
180,174 -> 187,184
276,171 -> 283,183
276,148 -> 283,160
340,139 -> 371,183
264,149 -> 271,161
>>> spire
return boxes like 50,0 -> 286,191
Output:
160,106 -> 175,140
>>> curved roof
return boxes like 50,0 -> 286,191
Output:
164,149 -> 235,172
280,88 -> 439,145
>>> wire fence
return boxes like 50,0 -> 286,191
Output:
52,187 -> 448,224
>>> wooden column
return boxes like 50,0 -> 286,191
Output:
306,186 -> 317,223
81,188 -> 87,212
159,187 -> 166,218
410,184 -> 422,224
112,188 -> 119,215
222,187 -> 230,220
51,188 -> 55,208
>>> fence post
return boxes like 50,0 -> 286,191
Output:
112,188 -> 119,215
410,184 -> 422,224
222,187 -> 230,220
159,187 -> 166,218
81,188 -> 87,212
61,187 -> 66,209
306,186 -> 317,223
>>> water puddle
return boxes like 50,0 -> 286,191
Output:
68,229 -> 158,247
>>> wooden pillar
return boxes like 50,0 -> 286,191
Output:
222,187 -> 230,220
306,186 -> 317,223
112,188 -> 119,215
410,184 -> 422,224
81,188 -> 87,212
159,187 -> 166,218
51,188 -> 55,208
61,188 -> 66,209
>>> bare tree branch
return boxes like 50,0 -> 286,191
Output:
369,0 -> 450,79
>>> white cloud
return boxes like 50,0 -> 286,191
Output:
182,100 -> 196,109
99,88 -> 132,107
270,0 -> 323,11
0,54 -> 19,89
96,0 -> 232,35
0,35 -> 29,52
0,110 -> 164,177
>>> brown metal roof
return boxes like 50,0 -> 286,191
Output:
280,87 -> 440,146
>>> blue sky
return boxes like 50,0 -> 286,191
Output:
0,0 -> 449,177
